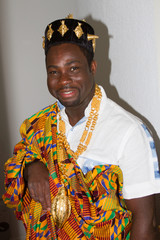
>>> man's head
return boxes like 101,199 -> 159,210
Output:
43,15 -> 98,111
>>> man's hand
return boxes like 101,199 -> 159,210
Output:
24,161 -> 51,211
125,195 -> 157,240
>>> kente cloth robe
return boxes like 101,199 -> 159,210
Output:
3,103 -> 132,239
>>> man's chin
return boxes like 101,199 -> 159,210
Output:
59,99 -> 80,108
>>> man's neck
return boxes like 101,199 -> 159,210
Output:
62,84 -> 95,126
65,104 -> 88,126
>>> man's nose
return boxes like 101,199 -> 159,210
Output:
59,72 -> 72,84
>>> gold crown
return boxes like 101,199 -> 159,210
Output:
42,14 -> 99,53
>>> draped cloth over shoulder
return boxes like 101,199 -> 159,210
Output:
3,103 -> 132,239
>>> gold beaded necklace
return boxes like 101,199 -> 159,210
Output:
58,84 -> 102,162
51,85 -> 102,228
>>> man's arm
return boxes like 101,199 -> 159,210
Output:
24,160 -> 51,211
125,195 -> 157,240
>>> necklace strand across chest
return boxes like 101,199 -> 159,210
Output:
58,84 -> 102,161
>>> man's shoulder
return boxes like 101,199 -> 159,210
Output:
19,103 -> 58,141
27,102 -> 58,124
99,89 -> 143,132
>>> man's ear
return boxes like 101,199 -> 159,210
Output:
90,60 -> 97,74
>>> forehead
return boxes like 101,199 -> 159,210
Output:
46,43 -> 86,60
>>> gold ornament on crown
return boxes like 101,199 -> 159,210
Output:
66,14 -> 73,19
47,24 -> 54,41
74,22 -> 84,39
51,84 -> 102,228
42,36 -> 45,49
87,34 -> 99,53
58,20 -> 69,37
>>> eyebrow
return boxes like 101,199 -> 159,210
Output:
47,60 -> 81,70
65,60 -> 81,66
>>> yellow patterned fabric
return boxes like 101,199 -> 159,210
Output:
3,103 -> 132,239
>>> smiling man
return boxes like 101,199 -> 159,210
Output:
3,15 -> 160,239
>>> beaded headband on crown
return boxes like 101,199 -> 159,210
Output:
42,14 -> 99,55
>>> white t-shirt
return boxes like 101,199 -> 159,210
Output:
57,86 -> 160,199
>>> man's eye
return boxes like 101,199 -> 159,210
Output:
70,66 -> 79,72
48,70 -> 57,75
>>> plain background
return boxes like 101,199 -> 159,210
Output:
0,1 -> 160,239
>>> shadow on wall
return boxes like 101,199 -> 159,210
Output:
86,15 -> 160,234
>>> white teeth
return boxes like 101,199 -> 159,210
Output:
64,91 -> 72,94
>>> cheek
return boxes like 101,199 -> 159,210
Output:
47,77 -> 56,87
47,78 -> 57,94
73,72 -> 90,84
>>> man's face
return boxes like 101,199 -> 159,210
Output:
46,43 -> 97,109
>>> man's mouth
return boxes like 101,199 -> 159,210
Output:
58,88 -> 78,98
62,90 -> 73,94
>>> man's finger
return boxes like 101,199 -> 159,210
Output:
44,183 -> 51,210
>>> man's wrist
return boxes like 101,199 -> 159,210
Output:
23,159 -> 41,181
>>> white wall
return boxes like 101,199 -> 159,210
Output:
76,0 -> 160,137
0,1 -> 160,239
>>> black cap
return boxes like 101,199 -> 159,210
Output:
42,15 -> 99,55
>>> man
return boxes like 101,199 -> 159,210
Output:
3,15 -> 160,239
